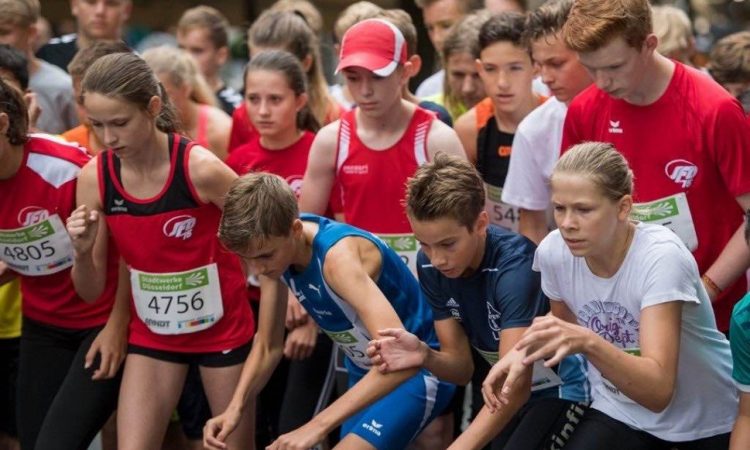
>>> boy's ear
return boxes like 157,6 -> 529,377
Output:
216,45 -> 229,66
475,58 -> 483,74
407,55 -> 422,77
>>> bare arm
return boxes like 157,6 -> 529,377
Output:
425,119 -> 467,161
304,238 -> 419,435
203,275 -> 288,449
298,122 -> 339,215
450,327 -> 532,450
187,145 -> 237,210
520,300 -> 682,413
454,109 -> 478,165
702,193 -> 750,301
68,159 -> 110,302
368,318 -> 474,385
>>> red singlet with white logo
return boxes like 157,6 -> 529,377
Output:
0,134 -> 115,329
561,62 -> 750,331
99,134 -> 254,352
336,107 -> 434,233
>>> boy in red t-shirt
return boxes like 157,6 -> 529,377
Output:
560,0 -> 750,333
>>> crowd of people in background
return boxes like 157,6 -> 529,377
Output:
1,0 -> 750,449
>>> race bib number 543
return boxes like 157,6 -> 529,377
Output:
131,263 -> 224,335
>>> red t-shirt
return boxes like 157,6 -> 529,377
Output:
561,62 -> 750,331
99,134 -> 254,352
335,107 -> 434,233
0,134 -> 116,329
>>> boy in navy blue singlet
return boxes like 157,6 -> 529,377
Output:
368,153 -> 589,449
203,172 -> 454,450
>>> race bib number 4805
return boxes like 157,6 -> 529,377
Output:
131,263 -> 224,335
0,214 -> 74,276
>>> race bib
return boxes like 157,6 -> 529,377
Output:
131,263 -> 224,335
0,215 -> 73,276
631,193 -> 697,251
474,346 -> 562,392
377,233 -> 418,276
485,184 -> 520,232
322,326 -> 371,370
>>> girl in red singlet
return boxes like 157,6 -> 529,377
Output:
66,52 -> 256,450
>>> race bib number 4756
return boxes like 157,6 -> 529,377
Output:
131,263 -> 224,335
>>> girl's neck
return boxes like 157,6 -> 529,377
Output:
260,128 -> 304,151
585,221 -> 635,278
119,129 -> 170,171
0,143 -> 24,180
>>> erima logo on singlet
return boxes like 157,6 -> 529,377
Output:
18,206 -> 48,226
665,159 -> 698,189
163,215 -> 197,240
342,164 -> 368,175
608,120 -> 623,134
112,198 -> 127,213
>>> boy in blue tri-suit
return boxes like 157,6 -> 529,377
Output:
202,172 -> 454,450
367,153 -> 589,450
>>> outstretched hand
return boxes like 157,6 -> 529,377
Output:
366,328 -> 426,373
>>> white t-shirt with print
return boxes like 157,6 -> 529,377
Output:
502,97 -> 566,211
533,223 -> 737,442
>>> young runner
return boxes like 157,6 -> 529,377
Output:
0,78 -> 123,450
484,142 -> 738,449
66,52 -> 255,449
143,46 -> 231,160
435,11 -> 490,121
229,10 -> 340,152
454,12 -> 545,233
226,49 -> 339,444
368,153 -> 589,449
501,0 -> 592,244
177,5 -> 243,115
204,172 -> 455,450
560,0 -> 750,334
708,31 -> 750,115
299,18 -> 465,275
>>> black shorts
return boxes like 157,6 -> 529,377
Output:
0,337 -> 19,436
127,341 -> 251,367
564,408 -> 731,450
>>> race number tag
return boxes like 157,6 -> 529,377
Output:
377,233 -> 418,276
321,326 -> 371,370
631,193 -> 697,251
131,263 -> 224,335
0,214 -> 73,276
485,184 -> 520,232
474,346 -> 562,392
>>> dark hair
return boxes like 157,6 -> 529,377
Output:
524,0 -> 573,45
406,153 -> 485,229
81,52 -> 182,134
0,78 -> 29,145
478,12 -> 528,56
67,40 -> 132,80
0,44 -> 28,90
245,50 -> 320,133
